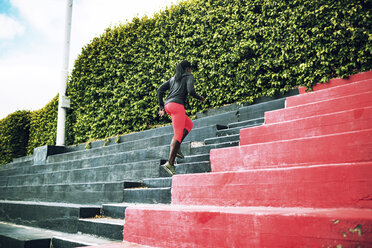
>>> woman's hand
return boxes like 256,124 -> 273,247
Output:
158,109 -> 165,117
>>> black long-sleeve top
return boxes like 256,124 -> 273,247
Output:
157,72 -> 203,110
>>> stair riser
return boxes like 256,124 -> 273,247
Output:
123,188 -> 171,204
241,106 -> 372,145
266,91 -> 372,124
78,220 -> 123,241
143,178 -> 172,188
228,118 -> 264,129
205,135 -> 240,145
177,154 -> 209,164
216,123 -> 262,137
0,183 -> 124,204
175,162 -> 211,174
288,78 -> 372,107
6,163 -> 161,187
102,204 -> 129,219
211,129 -> 372,172
172,162 -> 372,208
0,202 -> 82,233
124,207 -> 372,248
1,157 -> 162,179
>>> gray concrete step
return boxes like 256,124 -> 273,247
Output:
176,154 -> 210,164
0,200 -> 100,233
238,98 -> 286,121
101,203 -> 132,219
0,221 -> 51,248
66,124 -> 174,153
48,125 -> 218,164
228,117 -> 264,129
0,159 -> 34,175
143,177 -> 172,188
123,187 -> 171,204
175,161 -> 211,174
0,221 -> 115,248
0,182 -> 125,204
190,141 -> 240,155
205,134 -> 240,145
48,142 -> 190,166
217,123 -> 262,137
0,143 -> 191,178
6,160 -> 166,187
78,217 -> 124,241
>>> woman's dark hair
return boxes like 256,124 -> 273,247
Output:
175,60 -> 191,82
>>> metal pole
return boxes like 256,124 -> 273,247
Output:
56,0 -> 73,146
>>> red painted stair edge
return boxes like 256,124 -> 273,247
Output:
287,78 -> 372,108
265,90 -> 372,124
240,106 -> 372,146
298,70 -> 372,94
123,204 -> 372,248
210,128 -> 372,172
171,162 -> 372,209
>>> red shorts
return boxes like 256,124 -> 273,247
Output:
165,102 -> 193,143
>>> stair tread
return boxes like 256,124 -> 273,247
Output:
0,199 -> 100,208
80,241 -> 159,248
80,218 -> 125,225
125,203 -> 372,217
124,187 -> 171,191
0,221 -> 116,244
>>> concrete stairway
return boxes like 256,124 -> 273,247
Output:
0,89 -> 296,247
120,71 -> 372,247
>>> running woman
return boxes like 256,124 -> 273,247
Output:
157,60 -> 205,175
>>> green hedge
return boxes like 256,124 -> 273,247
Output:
66,0 -> 371,144
1,0 -> 371,163
26,96 -> 59,154
0,110 -> 31,165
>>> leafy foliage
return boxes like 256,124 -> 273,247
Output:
0,111 -> 31,165
26,96 -> 59,154
66,0 -> 372,144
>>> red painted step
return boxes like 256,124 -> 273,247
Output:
172,162 -> 372,209
265,90 -> 372,124
211,129 -> 372,172
123,204 -> 372,248
298,70 -> 372,93
240,106 -> 372,146
288,78 -> 372,108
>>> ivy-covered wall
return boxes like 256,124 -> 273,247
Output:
66,0 -> 371,144
0,111 -> 31,165
26,96 -> 59,154
1,0 -> 371,164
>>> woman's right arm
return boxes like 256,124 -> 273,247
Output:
186,75 -> 204,102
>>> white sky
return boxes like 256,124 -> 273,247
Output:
0,0 -> 181,120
